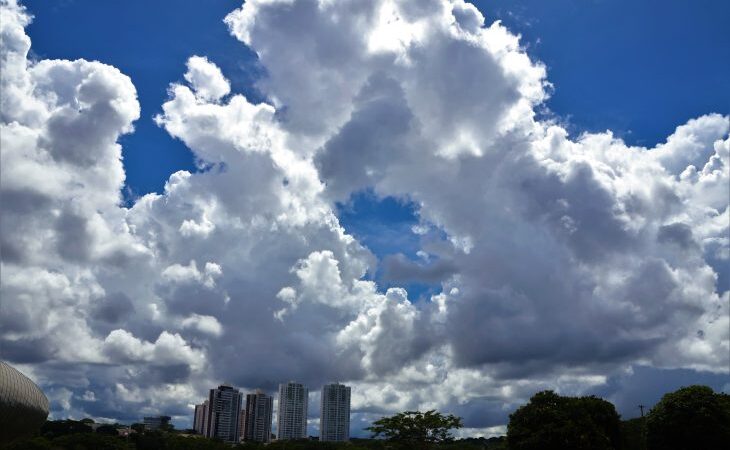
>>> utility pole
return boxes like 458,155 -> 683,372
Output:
638,404 -> 645,417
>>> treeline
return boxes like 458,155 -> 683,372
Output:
1,433 -> 506,450
3,385 -> 728,450
507,385 -> 730,450
508,385 -> 730,450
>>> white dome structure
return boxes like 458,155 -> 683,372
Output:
0,361 -> 49,443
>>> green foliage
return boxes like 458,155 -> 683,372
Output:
619,417 -> 646,450
2,437 -> 54,450
238,440 -> 378,450
366,410 -> 463,450
506,390 -> 621,450
128,430 -> 237,450
646,385 -> 730,450
240,439 -> 501,450
40,419 -> 93,438
163,435 -> 240,450
52,432 -> 130,450
131,430 -> 167,450
97,424 -> 122,436
252,441 -> 362,450
440,436 -> 507,449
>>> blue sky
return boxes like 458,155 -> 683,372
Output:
484,0 -> 730,145
4,0 -> 729,434
25,0 -> 730,198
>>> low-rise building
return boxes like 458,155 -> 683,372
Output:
143,415 -> 171,430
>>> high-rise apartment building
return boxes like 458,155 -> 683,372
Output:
193,400 -> 209,435
204,384 -> 243,443
243,390 -> 273,442
277,382 -> 308,440
319,383 -> 351,442
239,409 -> 245,442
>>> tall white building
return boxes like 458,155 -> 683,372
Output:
320,383 -> 351,442
277,382 -> 308,440
243,390 -> 273,443
205,384 -> 243,443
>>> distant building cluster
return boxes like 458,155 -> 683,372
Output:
143,415 -> 171,430
192,382 -> 351,443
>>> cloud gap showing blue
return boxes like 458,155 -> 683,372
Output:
336,190 -> 445,300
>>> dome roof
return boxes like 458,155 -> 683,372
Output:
0,361 -> 50,443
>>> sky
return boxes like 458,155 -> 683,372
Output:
1,0 -> 729,438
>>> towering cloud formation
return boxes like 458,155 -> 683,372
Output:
1,0 -> 727,435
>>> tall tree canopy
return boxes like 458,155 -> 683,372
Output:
366,410 -> 463,449
646,385 -> 730,450
507,391 -> 621,450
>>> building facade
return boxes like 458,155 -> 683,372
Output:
277,382 -> 308,440
193,400 -> 209,435
143,415 -> 171,430
239,408 -> 245,442
205,384 -> 243,443
0,362 -> 49,444
319,383 -> 351,442
243,390 -> 273,442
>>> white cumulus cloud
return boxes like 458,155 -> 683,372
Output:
1,0 -> 727,434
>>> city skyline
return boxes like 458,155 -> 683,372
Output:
1,0 -> 728,439
190,381 -> 352,442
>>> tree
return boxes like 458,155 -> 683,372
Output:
133,429 -> 167,450
506,391 -> 620,450
646,385 -> 730,450
53,432 -> 129,450
40,419 -> 93,438
3,437 -> 53,450
366,410 -> 463,449
619,418 -> 646,450
95,424 -> 120,436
